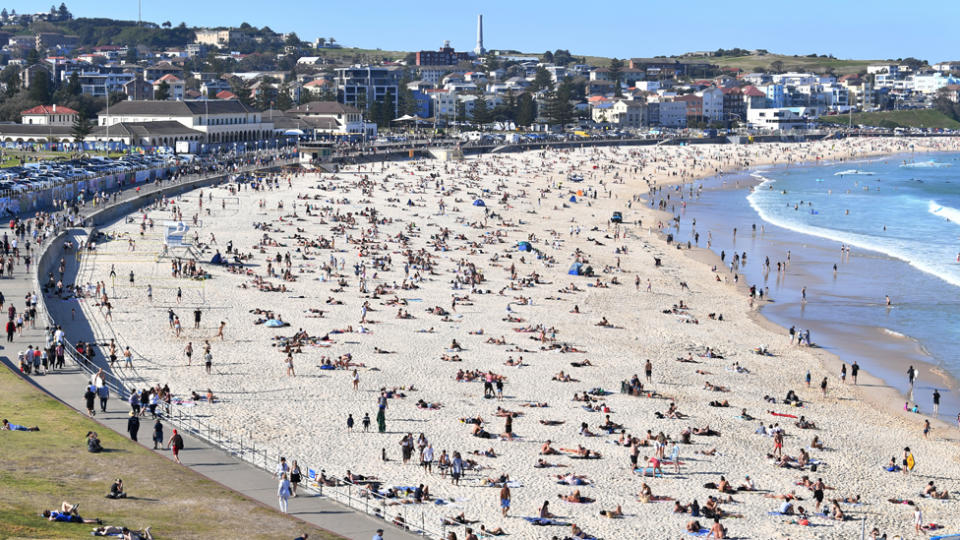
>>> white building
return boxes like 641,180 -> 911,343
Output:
698,87 -> 724,123
21,104 -> 78,126
747,108 -> 807,130
98,100 -> 273,144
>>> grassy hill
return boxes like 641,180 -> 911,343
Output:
818,109 -> 960,129
581,53 -> 879,75
0,368 -> 339,539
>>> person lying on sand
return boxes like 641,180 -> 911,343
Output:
599,504 -> 623,518
924,481 -> 950,499
478,524 -> 505,536
558,489 -> 591,503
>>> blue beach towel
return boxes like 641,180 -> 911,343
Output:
688,529 -> 710,537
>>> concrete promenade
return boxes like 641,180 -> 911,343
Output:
3,165 -> 421,540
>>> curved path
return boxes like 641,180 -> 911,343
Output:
3,164 -> 420,540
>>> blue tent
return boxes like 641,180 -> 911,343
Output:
210,252 -> 223,265
569,195 -> 577,203
568,262 -> 583,276
473,199 -> 486,207
517,241 -> 532,251
265,319 -> 288,328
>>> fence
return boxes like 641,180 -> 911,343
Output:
30,163 -> 447,539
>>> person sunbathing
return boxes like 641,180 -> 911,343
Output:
600,504 -> 623,518
479,525 -> 505,536
686,520 -> 704,532
765,491 -> 801,501
795,416 -> 817,429
92,526 -> 154,539
558,489 -> 587,503
579,422 -> 596,437
717,477 -> 734,494
829,499 -> 846,520
538,500 -> 555,518
924,482 -> 950,499
42,502 -> 101,524
708,517 -> 727,538
1,419 -> 39,431
692,426 -> 719,436
556,473 -> 589,485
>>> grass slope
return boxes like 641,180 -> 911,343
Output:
0,368 -> 340,539
818,109 -> 960,129
582,53 -> 879,75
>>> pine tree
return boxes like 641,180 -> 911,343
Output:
472,93 -> 490,128
515,93 -> 535,126
155,81 -> 170,101
609,58 -> 624,97
71,110 -> 93,143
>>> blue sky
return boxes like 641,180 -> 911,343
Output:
10,0 -> 957,62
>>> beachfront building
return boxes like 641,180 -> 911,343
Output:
285,101 -> 365,135
98,100 -> 274,144
20,104 -> 78,126
646,100 -> 687,128
746,108 -> 807,130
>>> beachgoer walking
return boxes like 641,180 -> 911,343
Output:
362,413 -> 370,432
277,472 -> 291,513
851,361 -> 859,384
127,411 -> 140,442
167,429 -> 183,464
932,389 -> 940,416
352,369 -> 359,390
820,377 -> 827,397
499,484 -> 511,517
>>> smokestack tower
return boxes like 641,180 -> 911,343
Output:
474,14 -> 485,56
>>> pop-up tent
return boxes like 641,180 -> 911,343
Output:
569,195 -> 577,203
473,199 -> 486,207
210,252 -> 223,265
568,262 -> 583,276
265,319 -> 288,328
517,241 -> 532,251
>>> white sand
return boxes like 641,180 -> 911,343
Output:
71,137 -> 960,539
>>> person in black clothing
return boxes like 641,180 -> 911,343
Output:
152,419 -> 164,450
127,412 -> 140,442
84,385 -> 97,417
194,309 -> 202,329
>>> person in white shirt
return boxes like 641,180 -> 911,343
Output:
276,456 -> 289,478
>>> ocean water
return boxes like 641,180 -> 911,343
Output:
654,151 -> 960,420
748,155 -> 960,289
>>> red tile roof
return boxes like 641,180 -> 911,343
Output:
21,104 -> 78,115
216,90 -> 238,100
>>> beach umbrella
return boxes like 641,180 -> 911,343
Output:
377,408 -> 386,433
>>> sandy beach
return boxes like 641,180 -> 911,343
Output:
56,137 -> 960,539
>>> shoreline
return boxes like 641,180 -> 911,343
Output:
650,149 -> 960,434
53,138 -> 960,539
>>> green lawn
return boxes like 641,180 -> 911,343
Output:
818,109 -> 960,129
0,368 -> 341,539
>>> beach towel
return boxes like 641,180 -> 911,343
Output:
687,529 -> 710,537
930,533 -> 960,540
522,517 -> 568,526
770,412 -> 798,418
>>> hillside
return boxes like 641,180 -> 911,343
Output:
818,109 -> 960,129
0,368 -> 338,539
582,53 -> 880,75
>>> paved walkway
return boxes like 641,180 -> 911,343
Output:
3,171 -> 422,540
